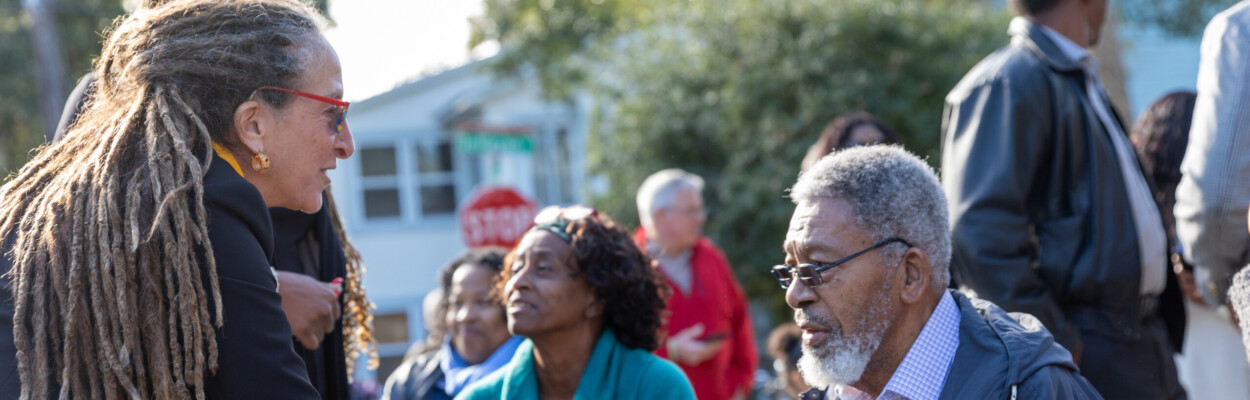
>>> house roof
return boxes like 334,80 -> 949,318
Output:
351,56 -> 498,113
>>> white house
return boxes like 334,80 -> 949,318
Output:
326,59 -> 589,381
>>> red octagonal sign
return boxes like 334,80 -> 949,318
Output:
459,186 -> 539,249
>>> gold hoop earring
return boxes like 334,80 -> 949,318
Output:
251,152 -> 270,174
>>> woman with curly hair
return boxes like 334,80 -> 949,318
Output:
457,206 -> 695,399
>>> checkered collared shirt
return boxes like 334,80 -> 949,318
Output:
833,291 -> 961,400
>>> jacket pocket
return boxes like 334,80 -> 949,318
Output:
1034,214 -> 1085,296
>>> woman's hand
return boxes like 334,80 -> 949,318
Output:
276,271 -> 343,350
667,323 -> 725,366
1173,255 -> 1207,307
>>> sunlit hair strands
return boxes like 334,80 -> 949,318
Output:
324,189 -> 379,375
0,1 -> 330,398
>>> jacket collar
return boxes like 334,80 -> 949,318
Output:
203,153 -> 274,263
1008,17 -> 1084,73
937,290 -> 1080,399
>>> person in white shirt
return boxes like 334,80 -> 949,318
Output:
1173,2 -> 1250,398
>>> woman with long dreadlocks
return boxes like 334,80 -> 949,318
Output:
51,6 -> 378,400
0,0 -> 357,398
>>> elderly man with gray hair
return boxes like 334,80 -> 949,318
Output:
632,169 -> 758,400
778,146 -> 1101,399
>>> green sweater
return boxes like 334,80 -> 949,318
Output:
455,329 -> 695,400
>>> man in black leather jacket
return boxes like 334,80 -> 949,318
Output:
940,0 -> 1186,398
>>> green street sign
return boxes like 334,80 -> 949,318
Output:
454,132 -> 533,154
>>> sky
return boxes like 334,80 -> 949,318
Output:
323,0 -> 499,102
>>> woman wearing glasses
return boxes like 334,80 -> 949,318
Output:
457,206 -> 695,400
0,1 -> 353,398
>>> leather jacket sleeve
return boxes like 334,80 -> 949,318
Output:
941,73 -> 1084,355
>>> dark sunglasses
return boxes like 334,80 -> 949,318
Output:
255,86 -> 350,133
772,237 -> 911,289
529,205 -> 599,243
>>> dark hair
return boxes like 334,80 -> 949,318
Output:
410,247 -> 509,357
1130,91 -> 1197,244
440,247 -> 509,293
767,323 -> 803,372
1010,0 -> 1061,16
501,213 -> 669,351
801,111 -> 901,171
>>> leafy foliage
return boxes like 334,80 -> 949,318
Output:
469,0 -> 659,99
0,0 -> 124,176
476,0 -> 1010,320
0,0 -> 331,178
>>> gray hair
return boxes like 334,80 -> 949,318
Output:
789,145 -> 951,292
1229,266 -> 1250,362
636,168 -> 705,230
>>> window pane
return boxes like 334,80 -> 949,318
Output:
373,312 -> 410,344
417,141 -> 453,173
372,312 -> 411,395
420,185 -> 456,215
361,147 -> 397,176
364,188 -> 401,218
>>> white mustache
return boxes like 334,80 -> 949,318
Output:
795,309 -> 839,334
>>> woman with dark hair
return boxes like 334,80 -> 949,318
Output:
1130,91 -> 1197,249
800,112 -> 901,171
383,248 -> 521,400
458,206 -> 695,399
1131,91 -> 1199,309
1133,91 -> 1250,400
0,0 -> 354,398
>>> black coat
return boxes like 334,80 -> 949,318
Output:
381,349 -> 450,400
270,205 -> 350,400
200,154 -> 322,399
940,18 -> 1184,354
0,154 -> 320,399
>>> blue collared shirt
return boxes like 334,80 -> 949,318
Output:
835,291 -> 961,400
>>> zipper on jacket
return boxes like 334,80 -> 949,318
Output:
1010,384 -> 1018,400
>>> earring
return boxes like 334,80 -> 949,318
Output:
252,152 -> 270,174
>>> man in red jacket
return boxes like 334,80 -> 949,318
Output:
634,168 -> 758,400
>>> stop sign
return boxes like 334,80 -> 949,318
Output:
458,186 -> 539,249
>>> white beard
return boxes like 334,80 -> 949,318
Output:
795,279 -> 894,388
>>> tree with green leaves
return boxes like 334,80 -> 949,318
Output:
0,0 -> 331,178
473,0 -> 1011,320
0,0 -> 124,175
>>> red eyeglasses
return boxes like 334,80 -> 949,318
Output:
255,86 -> 349,133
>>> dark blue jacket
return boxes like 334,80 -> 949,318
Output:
938,290 -> 1101,399
801,290 -> 1101,400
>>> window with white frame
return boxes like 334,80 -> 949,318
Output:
360,146 -> 401,219
415,140 -> 456,215
358,137 -> 458,222
370,310 -> 411,384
